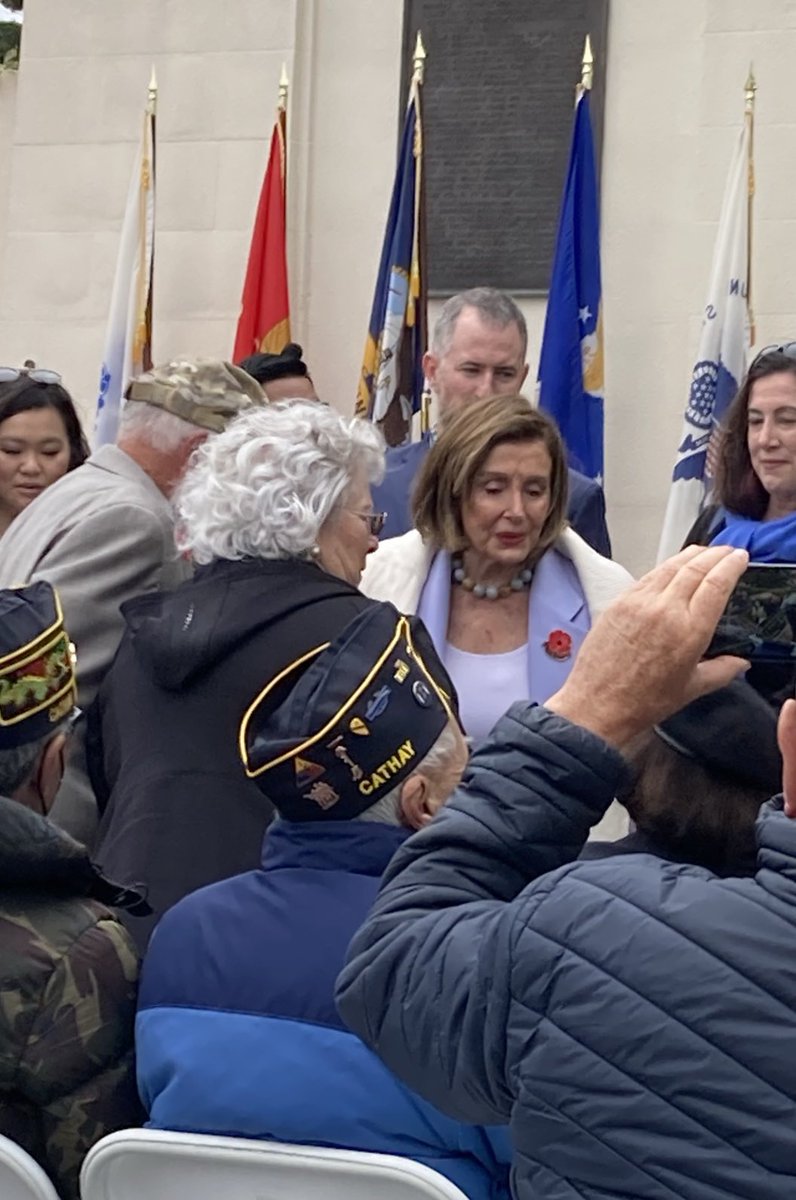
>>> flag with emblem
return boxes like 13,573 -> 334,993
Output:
657,115 -> 751,560
355,35 -> 427,446
233,81 -> 291,361
95,72 -> 156,445
538,86 -> 604,481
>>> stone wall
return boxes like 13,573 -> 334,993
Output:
1,0 -> 796,575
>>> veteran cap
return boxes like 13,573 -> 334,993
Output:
238,343 -> 310,386
126,358 -> 266,434
0,582 -> 77,750
655,678 -> 781,793
240,603 -> 461,821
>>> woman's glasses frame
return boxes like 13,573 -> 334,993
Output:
0,366 -> 63,386
748,342 -> 796,372
347,510 -> 388,537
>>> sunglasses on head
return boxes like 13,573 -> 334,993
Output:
0,366 -> 62,386
748,342 -> 796,372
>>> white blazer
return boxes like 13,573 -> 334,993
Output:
361,526 -> 632,618
361,527 -> 634,842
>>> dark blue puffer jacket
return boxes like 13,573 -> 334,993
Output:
337,702 -> 796,1200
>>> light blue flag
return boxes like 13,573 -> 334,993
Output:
538,89 -> 604,481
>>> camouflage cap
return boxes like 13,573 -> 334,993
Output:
126,358 -> 267,433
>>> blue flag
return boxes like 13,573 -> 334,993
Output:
538,90 -> 604,480
356,75 -> 426,441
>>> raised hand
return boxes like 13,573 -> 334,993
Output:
546,544 -> 750,750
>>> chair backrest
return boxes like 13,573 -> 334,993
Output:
80,1129 -> 472,1200
0,1135 -> 60,1200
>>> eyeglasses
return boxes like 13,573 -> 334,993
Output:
347,510 -> 387,536
0,366 -> 62,386
749,342 -> 796,372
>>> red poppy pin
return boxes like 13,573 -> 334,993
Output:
543,629 -> 572,661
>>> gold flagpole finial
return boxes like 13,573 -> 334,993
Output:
744,64 -> 757,113
278,62 -> 289,111
579,35 -> 594,93
412,32 -> 427,87
147,65 -> 158,114
420,387 -> 432,436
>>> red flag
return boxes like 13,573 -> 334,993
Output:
233,107 -> 290,359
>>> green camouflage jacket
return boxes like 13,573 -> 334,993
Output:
0,795 -> 145,1199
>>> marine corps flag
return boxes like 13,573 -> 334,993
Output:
95,71 -> 156,445
356,34 -> 427,445
234,75 -> 290,360
538,70 -> 604,482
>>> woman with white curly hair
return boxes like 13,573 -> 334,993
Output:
91,401 -> 385,949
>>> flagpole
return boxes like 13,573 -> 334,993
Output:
148,64 -> 157,114
577,34 -> 593,101
411,31 -> 431,438
744,64 -> 756,346
279,61 -> 289,111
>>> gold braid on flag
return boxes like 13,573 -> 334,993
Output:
132,100 -> 155,372
407,75 -> 422,331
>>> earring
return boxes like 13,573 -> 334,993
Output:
310,544 -> 321,559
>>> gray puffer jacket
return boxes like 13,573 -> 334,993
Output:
337,703 -> 796,1199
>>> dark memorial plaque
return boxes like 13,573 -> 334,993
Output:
402,0 -> 609,294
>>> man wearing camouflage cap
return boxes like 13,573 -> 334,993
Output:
0,581 -> 145,1200
0,359 -> 265,844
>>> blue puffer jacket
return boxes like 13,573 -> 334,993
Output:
136,819 -> 511,1200
337,703 -> 796,1200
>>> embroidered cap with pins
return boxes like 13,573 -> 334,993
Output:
239,603 -> 461,821
0,581 -> 78,749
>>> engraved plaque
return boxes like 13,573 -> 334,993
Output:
402,0 -> 609,294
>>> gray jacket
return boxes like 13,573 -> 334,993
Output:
0,445 -> 191,844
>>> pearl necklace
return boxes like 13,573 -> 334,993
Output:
451,555 -> 533,600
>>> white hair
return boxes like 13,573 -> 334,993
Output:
118,399 -> 202,453
175,401 -> 385,564
357,722 -> 463,825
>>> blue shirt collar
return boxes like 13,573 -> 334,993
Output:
261,818 -> 410,876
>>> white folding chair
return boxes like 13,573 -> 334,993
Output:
0,1135 -> 60,1200
80,1128 -> 472,1200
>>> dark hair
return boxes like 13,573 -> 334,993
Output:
619,730 -> 767,875
412,394 -> 568,556
0,377 -> 89,471
714,350 -> 796,518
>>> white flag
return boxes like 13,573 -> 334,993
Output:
657,120 -> 750,560
95,93 -> 155,446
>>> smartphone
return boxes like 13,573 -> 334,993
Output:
706,564 -> 796,663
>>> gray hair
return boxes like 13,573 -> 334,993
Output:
118,400 -> 202,454
0,735 -> 47,795
175,400 -> 385,565
432,287 -> 528,359
357,722 -> 463,825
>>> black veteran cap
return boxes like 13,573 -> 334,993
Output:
237,343 -> 310,386
655,678 -> 781,793
240,603 -> 460,821
0,582 -> 77,749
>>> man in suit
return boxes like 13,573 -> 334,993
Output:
0,359 -> 265,845
373,287 -> 612,555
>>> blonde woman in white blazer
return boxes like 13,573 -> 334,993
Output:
361,396 -> 633,840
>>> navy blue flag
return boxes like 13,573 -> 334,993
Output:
538,90 -> 604,481
356,73 -> 426,445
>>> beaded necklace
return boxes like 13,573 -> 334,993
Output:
451,554 -> 533,600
